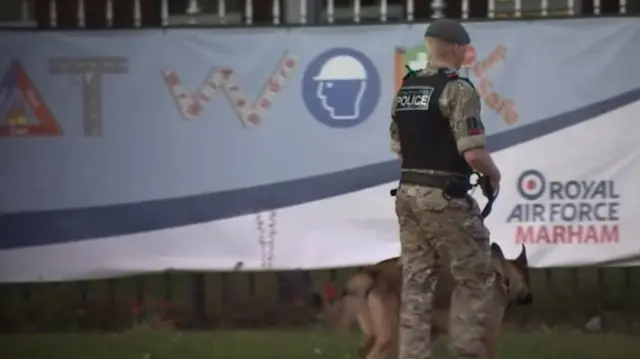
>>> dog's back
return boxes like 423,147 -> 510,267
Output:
341,256 -> 467,311
328,244 -> 532,336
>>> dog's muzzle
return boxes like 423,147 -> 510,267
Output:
516,292 -> 533,306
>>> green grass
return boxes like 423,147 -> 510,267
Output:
1,329 -> 639,359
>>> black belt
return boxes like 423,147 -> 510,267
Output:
390,172 -> 498,219
393,172 -> 471,197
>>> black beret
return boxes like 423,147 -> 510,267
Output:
424,18 -> 471,45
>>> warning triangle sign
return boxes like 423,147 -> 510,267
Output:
0,62 -> 62,137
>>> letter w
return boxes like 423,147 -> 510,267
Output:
162,52 -> 298,127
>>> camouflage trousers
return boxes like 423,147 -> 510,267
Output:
395,184 -> 494,359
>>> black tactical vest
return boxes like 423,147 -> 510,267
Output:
393,70 -> 473,176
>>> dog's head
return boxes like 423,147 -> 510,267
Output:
491,243 -> 533,306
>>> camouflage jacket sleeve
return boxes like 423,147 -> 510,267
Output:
390,98 -> 401,155
439,79 -> 486,153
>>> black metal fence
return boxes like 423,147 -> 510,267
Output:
0,0 -> 638,28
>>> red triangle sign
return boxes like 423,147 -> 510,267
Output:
0,62 -> 62,137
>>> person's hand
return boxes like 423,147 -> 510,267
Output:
489,176 -> 500,196
479,175 -> 499,197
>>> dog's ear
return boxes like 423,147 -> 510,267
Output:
512,245 -> 531,286
490,243 -> 505,259
514,245 -> 528,266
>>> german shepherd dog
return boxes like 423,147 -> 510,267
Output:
320,243 -> 533,359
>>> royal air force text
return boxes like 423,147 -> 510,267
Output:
508,180 -> 620,244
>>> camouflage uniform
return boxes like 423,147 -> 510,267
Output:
391,66 -> 495,359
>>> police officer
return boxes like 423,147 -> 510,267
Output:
390,19 -> 502,359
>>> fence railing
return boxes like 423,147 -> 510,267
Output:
0,0 -> 637,28
1,266 -> 639,333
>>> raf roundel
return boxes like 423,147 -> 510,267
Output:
517,169 -> 546,201
302,48 -> 381,129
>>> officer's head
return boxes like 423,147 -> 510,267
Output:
424,19 -> 471,70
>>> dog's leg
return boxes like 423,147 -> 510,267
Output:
358,335 -> 376,359
365,291 -> 394,359
486,337 -> 498,359
367,337 -> 393,359
338,295 -> 360,331
483,307 -> 504,359
388,294 -> 400,359
355,298 -> 375,359
484,330 -> 500,359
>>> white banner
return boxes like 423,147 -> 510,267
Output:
3,20 -> 640,282
2,100 -> 639,282
483,99 -> 639,267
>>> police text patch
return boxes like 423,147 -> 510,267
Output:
465,116 -> 484,136
393,86 -> 434,112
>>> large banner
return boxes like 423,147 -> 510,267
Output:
1,18 -> 640,282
